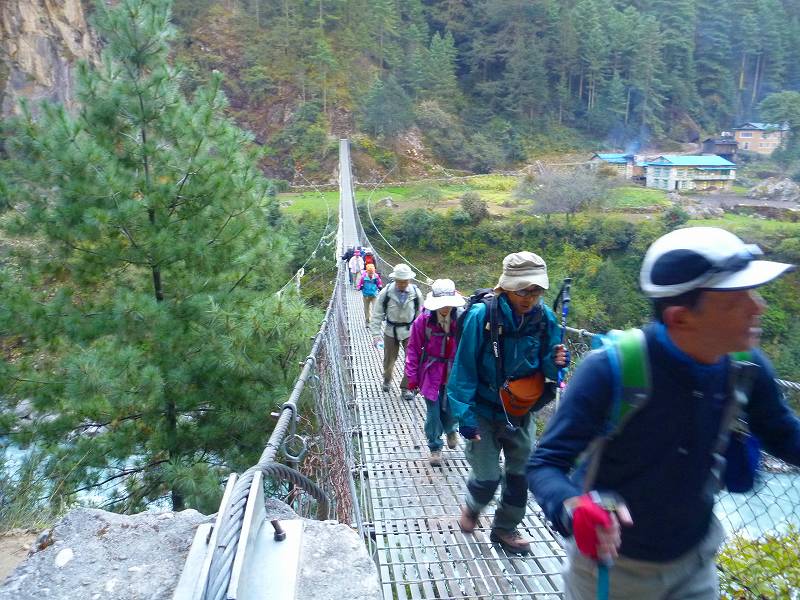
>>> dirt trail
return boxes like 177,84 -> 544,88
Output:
0,533 -> 35,582
691,192 -> 799,209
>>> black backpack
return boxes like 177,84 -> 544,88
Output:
455,289 -> 556,413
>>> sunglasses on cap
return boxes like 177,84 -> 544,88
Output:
705,246 -> 762,279
510,287 -> 544,298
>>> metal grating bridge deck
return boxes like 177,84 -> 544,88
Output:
345,280 -> 566,599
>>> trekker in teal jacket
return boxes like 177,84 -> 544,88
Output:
447,251 -> 567,554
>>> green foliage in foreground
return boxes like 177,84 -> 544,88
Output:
0,452 -> 65,532
0,0 -> 319,513
719,526 -> 800,599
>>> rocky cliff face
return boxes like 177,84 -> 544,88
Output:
0,0 -> 97,118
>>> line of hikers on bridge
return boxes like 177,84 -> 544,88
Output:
342,227 -> 800,600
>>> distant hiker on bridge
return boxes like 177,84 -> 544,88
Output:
405,279 -> 465,467
342,245 -> 355,263
528,227 -> 800,600
448,251 -> 568,555
347,248 -> 365,287
357,263 -> 383,326
363,247 -> 376,268
370,263 -> 423,399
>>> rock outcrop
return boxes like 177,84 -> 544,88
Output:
0,508 -> 210,600
748,177 -> 800,203
0,500 -> 381,600
0,0 -> 97,118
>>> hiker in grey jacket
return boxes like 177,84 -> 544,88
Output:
528,227 -> 800,600
370,263 -> 423,399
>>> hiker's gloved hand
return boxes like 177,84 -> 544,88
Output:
564,492 -> 632,561
554,344 -> 569,368
373,336 -> 384,350
459,425 -> 481,441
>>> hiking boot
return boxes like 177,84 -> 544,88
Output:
490,529 -> 532,554
429,450 -> 442,467
446,431 -> 459,449
401,390 -> 415,401
458,505 -> 479,533
382,382 -> 390,392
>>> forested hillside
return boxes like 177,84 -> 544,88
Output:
169,0 -> 800,178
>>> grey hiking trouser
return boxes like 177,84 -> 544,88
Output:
363,295 -> 376,324
564,515 -> 724,600
464,411 -> 534,533
383,334 -> 409,390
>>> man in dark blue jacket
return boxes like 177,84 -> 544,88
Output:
528,226 -> 800,599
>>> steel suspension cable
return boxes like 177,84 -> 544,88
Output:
275,170 -> 336,296
360,167 -> 435,286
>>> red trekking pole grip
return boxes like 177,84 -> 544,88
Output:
571,493 -> 613,560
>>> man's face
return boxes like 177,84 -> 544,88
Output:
395,279 -> 410,291
504,286 -> 544,315
688,289 -> 766,354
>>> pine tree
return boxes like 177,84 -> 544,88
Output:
628,14 -> 667,138
0,0 -> 319,512
694,0 -> 736,127
361,75 -> 414,137
504,34 -> 549,121
647,0 -> 698,116
422,32 -> 461,109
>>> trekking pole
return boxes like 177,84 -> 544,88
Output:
553,277 -> 572,410
597,561 -> 610,600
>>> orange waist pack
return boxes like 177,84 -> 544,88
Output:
499,372 -> 545,417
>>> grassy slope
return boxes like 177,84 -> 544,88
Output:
280,175 -> 671,216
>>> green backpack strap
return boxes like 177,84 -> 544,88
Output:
609,328 -> 652,431
583,328 -> 651,491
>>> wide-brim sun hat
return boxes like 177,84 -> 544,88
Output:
424,279 -> 466,311
640,226 -> 794,298
389,263 -> 416,280
495,251 -> 549,291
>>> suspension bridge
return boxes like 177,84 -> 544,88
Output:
173,139 -> 800,600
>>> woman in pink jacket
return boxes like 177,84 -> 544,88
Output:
405,279 -> 465,466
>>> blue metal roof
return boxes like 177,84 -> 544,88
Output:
645,155 -> 736,167
594,153 -> 632,164
734,122 -> 788,131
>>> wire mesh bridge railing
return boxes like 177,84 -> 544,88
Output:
176,138 -> 800,600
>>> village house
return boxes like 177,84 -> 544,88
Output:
645,155 -> 736,191
589,153 -> 645,179
701,136 -> 737,162
733,122 -> 788,155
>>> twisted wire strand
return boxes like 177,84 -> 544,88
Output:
203,462 -> 329,600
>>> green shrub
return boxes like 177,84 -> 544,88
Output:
718,527 -> 800,599
460,192 -> 489,224
662,205 -> 690,228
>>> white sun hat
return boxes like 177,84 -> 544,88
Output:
495,251 -> 549,291
640,226 -> 794,298
389,263 -> 416,280
424,279 -> 466,311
